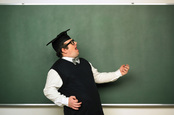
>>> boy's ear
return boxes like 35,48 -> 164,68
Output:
62,48 -> 67,54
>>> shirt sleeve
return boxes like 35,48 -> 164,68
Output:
89,63 -> 122,84
43,69 -> 69,107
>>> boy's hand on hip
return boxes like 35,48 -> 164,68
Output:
68,96 -> 82,110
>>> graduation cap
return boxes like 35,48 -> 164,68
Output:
46,29 -> 71,52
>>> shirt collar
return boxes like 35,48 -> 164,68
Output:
62,57 -> 74,63
62,57 -> 80,64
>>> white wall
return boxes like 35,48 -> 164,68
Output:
1,106 -> 174,115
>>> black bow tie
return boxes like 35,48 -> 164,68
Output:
72,57 -> 80,65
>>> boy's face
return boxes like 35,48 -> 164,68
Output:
62,39 -> 79,58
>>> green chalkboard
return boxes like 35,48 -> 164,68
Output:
0,5 -> 174,104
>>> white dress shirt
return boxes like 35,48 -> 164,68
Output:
43,57 -> 122,107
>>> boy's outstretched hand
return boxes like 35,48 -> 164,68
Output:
120,64 -> 130,76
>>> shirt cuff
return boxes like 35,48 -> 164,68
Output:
115,69 -> 122,77
63,97 -> 69,107
54,97 -> 69,107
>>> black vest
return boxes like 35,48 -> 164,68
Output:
51,58 -> 104,115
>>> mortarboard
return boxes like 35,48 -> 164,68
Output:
46,29 -> 71,52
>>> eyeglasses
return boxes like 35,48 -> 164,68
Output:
64,39 -> 75,47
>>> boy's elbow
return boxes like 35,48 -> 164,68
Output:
43,88 -> 48,97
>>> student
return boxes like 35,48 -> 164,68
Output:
43,29 -> 129,115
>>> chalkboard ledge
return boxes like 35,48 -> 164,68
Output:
0,104 -> 174,107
